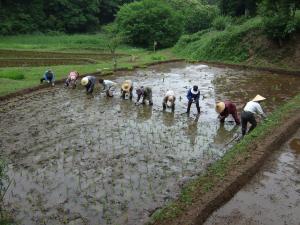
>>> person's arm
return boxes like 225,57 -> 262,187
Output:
187,90 -> 192,101
136,94 -> 141,103
255,103 -> 266,118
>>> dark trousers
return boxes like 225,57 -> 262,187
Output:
40,77 -> 53,84
241,111 -> 257,136
187,100 -> 200,113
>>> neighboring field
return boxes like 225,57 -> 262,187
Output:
0,34 -> 178,96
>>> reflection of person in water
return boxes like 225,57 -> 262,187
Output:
136,105 -> 153,121
186,115 -> 200,145
162,111 -> 175,127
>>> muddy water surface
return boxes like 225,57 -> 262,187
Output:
1,62 -> 300,225
204,128 -> 300,225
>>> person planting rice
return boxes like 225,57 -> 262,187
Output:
121,80 -> 133,100
215,101 -> 240,125
64,71 -> 79,88
40,69 -> 55,86
163,90 -> 176,112
136,86 -> 153,105
81,76 -> 96,94
99,79 -> 117,97
186,85 -> 200,114
241,95 -> 267,136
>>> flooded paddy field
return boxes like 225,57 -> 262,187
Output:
204,128 -> 300,225
0,50 -> 125,67
1,62 -> 300,225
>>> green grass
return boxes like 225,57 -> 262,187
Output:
0,49 -> 178,96
0,33 -> 144,54
0,70 -> 24,80
150,94 -> 300,223
174,17 -> 263,62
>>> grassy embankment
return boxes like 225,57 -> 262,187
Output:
0,33 -> 178,96
150,93 -> 300,223
174,14 -> 300,71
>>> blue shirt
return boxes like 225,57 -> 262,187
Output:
44,71 -> 55,81
187,89 -> 200,101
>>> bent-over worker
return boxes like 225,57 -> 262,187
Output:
65,71 -> 79,88
81,76 -> 96,94
99,79 -> 117,97
136,86 -> 153,105
241,95 -> 266,136
186,85 -> 200,114
121,80 -> 133,100
215,101 -> 240,125
163,90 -> 176,112
40,69 -> 55,86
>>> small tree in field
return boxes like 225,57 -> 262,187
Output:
104,24 -> 123,71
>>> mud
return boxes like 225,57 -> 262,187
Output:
204,128 -> 300,225
0,50 -> 125,67
1,62 -> 300,225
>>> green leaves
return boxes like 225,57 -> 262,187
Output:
115,0 -> 183,48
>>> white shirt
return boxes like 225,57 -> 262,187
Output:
165,90 -> 175,97
103,80 -> 116,90
244,101 -> 266,117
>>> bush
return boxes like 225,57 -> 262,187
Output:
115,0 -> 183,48
167,0 -> 219,34
212,16 -> 232,31
174,17 -> 263,62
259,0 -> 298,43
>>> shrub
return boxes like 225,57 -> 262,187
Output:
115,0 -> 183,48
259,0 -> 298,44
212,16 -> 232,31
167,0 -> 219,34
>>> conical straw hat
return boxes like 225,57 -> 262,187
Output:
252,95 -> 266,102
215,102 -> 225,113
81,77 -> 89,86
122,80 -> 132,92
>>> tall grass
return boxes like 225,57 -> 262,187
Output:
0,33 -> 142,53
174,17 -> 263,62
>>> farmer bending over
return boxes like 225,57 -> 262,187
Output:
241,95 -> 266,136
136,86 -> 153,105
40,69 -> 55,86
186,85 -> 200,114
99,79 -> 117,97
163,90 -> 176,112
65,71 -> 79,88
81,76 -> 96,94
121,80 -> 133,100
215,101 -> 240,125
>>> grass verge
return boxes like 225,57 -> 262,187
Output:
149,94 -> 300,223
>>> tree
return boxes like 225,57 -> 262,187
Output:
115,0 -> 183,48
259,0 -> 298,45
218,0 -> 258,16
167,0 -> 219,33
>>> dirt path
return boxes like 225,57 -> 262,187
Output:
204,128 -> 300,225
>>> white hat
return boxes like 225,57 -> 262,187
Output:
191,89 -> 199,95
252,95 -> 266,102
81,77 -> 89,86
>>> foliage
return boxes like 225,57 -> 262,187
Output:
0,0 -> 139,34
115,0 -> 183,48
212,15 -> 232,30
166,0 -> 219,34
174,17 -> 262,62
259,0 -> 299,44
218,0 -> 258,16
